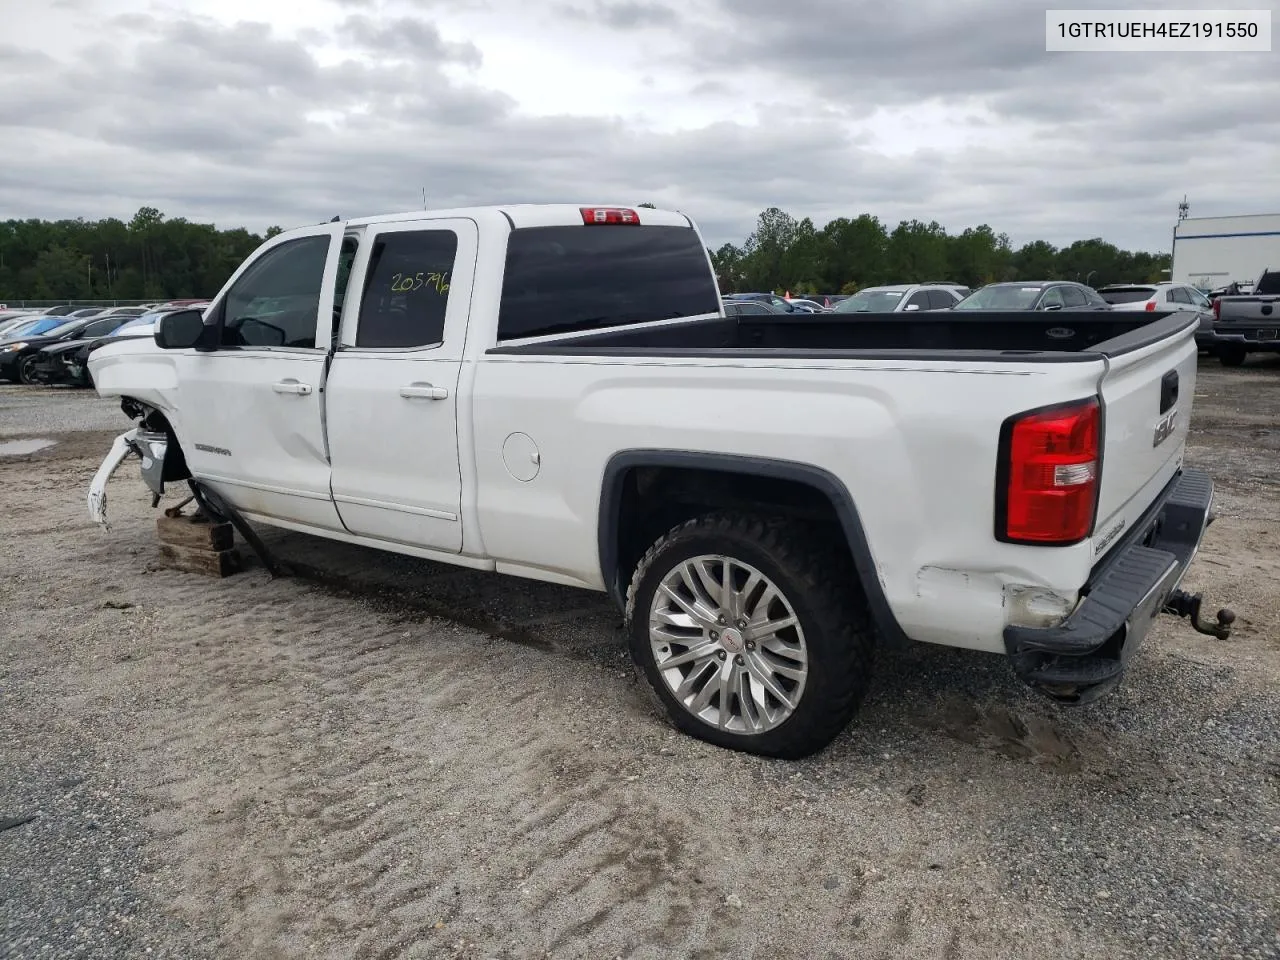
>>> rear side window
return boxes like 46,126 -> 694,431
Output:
1170,287 -> 1191,303
356,230 -> 457,349
497,225 -> 719,341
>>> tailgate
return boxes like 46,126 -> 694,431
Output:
1090,318 -> 1199,559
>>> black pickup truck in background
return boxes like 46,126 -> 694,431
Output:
1211,269 -> 1280,366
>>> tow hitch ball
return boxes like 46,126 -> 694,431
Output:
1163,590 -> 1236,640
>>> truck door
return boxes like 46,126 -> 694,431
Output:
325,218 -> 477,552
173,223 -> 348,530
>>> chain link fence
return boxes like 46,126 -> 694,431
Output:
0,299 -> 159,309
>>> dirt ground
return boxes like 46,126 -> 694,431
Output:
1,356 -> 1278,960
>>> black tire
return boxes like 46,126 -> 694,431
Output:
624,512 -> 877,759
17,356 -> 39,385
1218,345 -> 1247,368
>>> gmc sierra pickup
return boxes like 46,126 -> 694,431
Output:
85,204 -> 1231,759
1211,268 -> 1280,366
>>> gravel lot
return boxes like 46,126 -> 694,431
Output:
1,357 -> 1278,960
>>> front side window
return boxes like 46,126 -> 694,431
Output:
355,230 -> 458,349
82,318 -> 121,338
497,225 -> 720,341
927,290 -> 958,310
954,285 -> 1042,310
1038,286 -> 1066,309
219,235 -> 330,349
1061,286 -> 1087,307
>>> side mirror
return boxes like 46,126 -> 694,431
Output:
904,303 -> 920,311
154,309 -> 210,350
1042,303 -> 1063,311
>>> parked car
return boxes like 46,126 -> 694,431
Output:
1209,268 -> 1280,367
830,283 -> 967,314
1097,283 -> 1216,352
953,281 -> 1110,311
722,299 -> 788,317
784,298 -> 830,313
32,308 -> 199,387
87,202 -> 1223,759
725,293 -> 809,314
0,314 -> 135,383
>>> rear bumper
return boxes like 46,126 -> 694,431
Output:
1003,467 -> 1213,703
1212,327 -> 1280,352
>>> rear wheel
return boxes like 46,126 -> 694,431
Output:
1218,344 -> 1247,367
625,513 -> 877,759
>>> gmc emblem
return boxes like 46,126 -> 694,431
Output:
1153,410 -> 1177,448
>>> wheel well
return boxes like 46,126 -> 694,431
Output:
609,463 -> 849,596
600,452 -> 908,645
121,397 -> 191,483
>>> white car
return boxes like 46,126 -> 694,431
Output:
830,283 -> 969,314
86,203 -> 1227,759
1098,282 -> 1212,314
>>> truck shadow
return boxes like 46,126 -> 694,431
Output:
246,525 -> 1216,775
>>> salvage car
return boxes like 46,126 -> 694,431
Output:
86,204 -> 1230,759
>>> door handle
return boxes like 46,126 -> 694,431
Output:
272,379 -> 312,395
400,383 -> 449,400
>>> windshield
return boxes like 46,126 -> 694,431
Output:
954,285 -> 1043,310
1,318 -> 42,339
6,317 -> 70,337
832,289 -> 906,313
1100,287 -> 1156,304
44,318 -> 87,337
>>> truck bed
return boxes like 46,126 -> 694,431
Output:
489,310 -> 1195,360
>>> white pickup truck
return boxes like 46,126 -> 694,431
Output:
86,203 -> 1231,759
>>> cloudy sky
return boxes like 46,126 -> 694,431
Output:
1,0 -> 1276,252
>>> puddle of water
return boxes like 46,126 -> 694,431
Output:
0,438 -> 57,456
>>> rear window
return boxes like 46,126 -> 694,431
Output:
1256,271 -> 1280,295
1099,287 -> 1156,304
496,225 -> 719,341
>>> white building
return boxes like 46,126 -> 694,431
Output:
1171,213 -> 1280,290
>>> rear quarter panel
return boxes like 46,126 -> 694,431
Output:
469,353 -> 1108,652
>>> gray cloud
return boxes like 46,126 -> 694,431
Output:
557,0 -> 680,29
0,0 -> 1276,256
340,14 -> 483,65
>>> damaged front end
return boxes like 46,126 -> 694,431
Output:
87,400 -> 191,528
86,398 -> 282,576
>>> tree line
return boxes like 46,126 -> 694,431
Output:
0,207 -> 282,303
711,207 -> 1172,295
0,205 -> 1172,302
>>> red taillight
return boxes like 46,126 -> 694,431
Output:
998,398 -> 1100,544
1146,300 -> 1156,311
1212,298 -> 1220,320
580,207 -> 640,225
